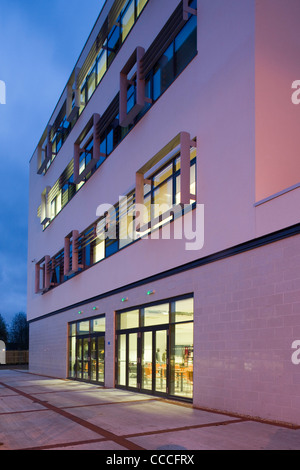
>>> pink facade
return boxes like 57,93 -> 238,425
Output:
28,0 -> 300,425
255,0 -> 300,203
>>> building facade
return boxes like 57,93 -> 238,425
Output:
28,0 -> 300,425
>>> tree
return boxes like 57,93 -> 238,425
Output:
0,314 -> 8,344
9,313 -> 29,350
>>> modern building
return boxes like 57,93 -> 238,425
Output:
27,0 -> 300,425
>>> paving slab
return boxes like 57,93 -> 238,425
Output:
30,390 -> 160,409
66,400 -> 238,437
0,410 -> 103,450
0,369 -> 300,451
0,395 -> 46,414
129,420 -> 300,451
53,440 -> 127,451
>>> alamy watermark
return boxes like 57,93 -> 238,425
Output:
291,340 -> 300,365
96,198 -> 205,251
291,80 -> 300,105
0,80 -> 6,105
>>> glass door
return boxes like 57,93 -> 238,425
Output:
69,316 -> 106,385
91,337 -> 97,381
117,334 -> 127,386
82,337 -> 90,380
98,336 -> 105,383
170,322 -> 194,399
116,297 -> 194,401
128,333 -> 138,389
76,338 -> 83,379
117,333 -> 139,390
155,329 -> 168,394
141,331 -> 153,391
140,327 -> 168,395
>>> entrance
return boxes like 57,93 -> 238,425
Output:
74,335 -> 105,382
116,297 -> 194,400
69,316 -> 105,384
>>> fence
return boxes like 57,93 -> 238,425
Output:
6,351 -> 29,365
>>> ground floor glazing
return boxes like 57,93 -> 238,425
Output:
68,296 -> 194,401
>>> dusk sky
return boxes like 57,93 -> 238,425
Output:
0,0 -> 105,326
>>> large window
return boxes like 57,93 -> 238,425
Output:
143,146 -> 197,225
80,0 -> 149,111
40,2 -> 198,226
38,140 -> 197,293
40,0 -> 150,175
69,316 -> 106,384
116,297 -> 194,400
145,11 -> 197,107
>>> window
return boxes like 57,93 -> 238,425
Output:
50,251 -> 64,287
154,44 -> 174,99
35,257 -> 48,293
51,115 -> 72,160
87,66 -> 96,101
127,81 -> 136,114
61,175 -> 75,209
37,134 -> 197,293
143,8 -> 197,108
77,227 -> 95,269
79,140 -> 93,176
50,198 -> 56,220
93,238 -> 105,263
69,316 -> 106,384
80,85 -> 86,114
97,49 -> 107,83
100,115 -> 123,157
117,310 -> 139,330
119,192 -> 135,249
175,13 -> 197,76
116,296 -> 194,399
107,25 -> 121,68
121,0 -> 135,42
119,46 -> 146,127
38,1 -> 151,173
137,0 -> 147,16
39,1 -> 196,183
64,231 -> 80,278
142,304 -> 170,327
74,113 -> 102,185
139,136 -> 197,230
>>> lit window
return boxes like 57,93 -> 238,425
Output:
87,66 -> 96,100
121,0 -> 135,42
97,49 -> 107,83
137,0 -> 147,16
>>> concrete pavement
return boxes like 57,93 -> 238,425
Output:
0,369 -> 300,450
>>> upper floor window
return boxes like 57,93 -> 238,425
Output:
122,0 -> 135,42
146,12 -> 197,106
80,0 -> 149,113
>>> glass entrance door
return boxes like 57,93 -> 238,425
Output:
117,333 -> 138,389
69,316 -> 106,385
82,337 -> 90,380
98,336 -> 105,383
116,297 -> 194,401
155,329 -> 167,394
141,331 -> 152,391
118,327 -> 169,395
91,337 -> 97,381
